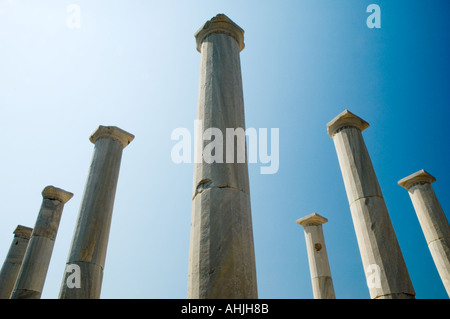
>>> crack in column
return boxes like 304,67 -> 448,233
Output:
193,180 -> 245,200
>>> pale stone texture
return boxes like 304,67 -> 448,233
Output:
327,110 -> 415,299
59,125 -> 134,299
188,14 -> 257,299
296,213 -> 335,299
10,186 -> 73,299
0,225 -> 33,299
398,170 -> 450,297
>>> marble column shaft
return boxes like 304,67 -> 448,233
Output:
59,125 -> 134,299
398,170 -> 450,297
188,14 -> 257,299
296,213 -> 335,299
327,109 -> 415,299
0,225 -> 33,299
10,186 -> 73,299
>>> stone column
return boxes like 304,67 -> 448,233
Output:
10,186 -> 73,299
398,169 -> 450,297
0,225 -> 33,299
327,109 -> 415,299
59,125 -> 134,299
296,213 -> 335,299
188,14 -> 257,298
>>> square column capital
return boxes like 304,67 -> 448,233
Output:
195,13 -> 245,53
297,213 -> 328,227
398,169 -> 436,190
42,186 -> 73,204
14,225 -> 33,239
327,109 -> 369,138
89,125 -> 135,149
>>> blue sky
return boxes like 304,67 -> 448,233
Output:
0,0 -> 449,299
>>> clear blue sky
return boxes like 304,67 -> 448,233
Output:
0,0 -> 448,299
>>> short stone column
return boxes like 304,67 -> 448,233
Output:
296,213 -> 335,299
398,169 -> 450,297
10,186 -> 73,299
0,225 -> 33,299
188,14 -> 257,298
327,109 -> 415,299
59,125 -> 134,299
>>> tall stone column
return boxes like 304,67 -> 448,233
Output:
398,169 -> 450,297
59,125 -> 134,299
10,186 -> 73,299
188,14 -> 257,299
0,225 -> 33,299
327,109 -> 415,299
296,213 -> 335,299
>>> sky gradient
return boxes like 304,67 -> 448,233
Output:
0,0 -> 449,299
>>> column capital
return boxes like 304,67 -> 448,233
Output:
89,125 -> 135,149
42,186 -> 73,204
327,109 -> 369,138
297,213 -> 328,227
398,169 -> 436,190
14,225 -> 33,239
195,13 -> 245,53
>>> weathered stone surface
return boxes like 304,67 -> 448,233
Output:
312,277 -> 335,300
188,14 -> 257,299
296,213 -> 335,299
399,170 -> 450,297
189,187 -> 256,298
59,125 -> 133,299
10,187 -> 72,299
349,196 -> 414,298
0,225 -> 32,299
327,110 -> 415,299
329,118 -> 382,204
11,236 -> 53,298
192,27 -> 249,197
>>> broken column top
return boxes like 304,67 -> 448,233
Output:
296,213 -> 328,227
398,169 -> 436,190
327,109 -> 370,138
89,125 -> 135,149
195,13 -> 245,53
14,225 -> 33,239
42,186 -> 74,204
